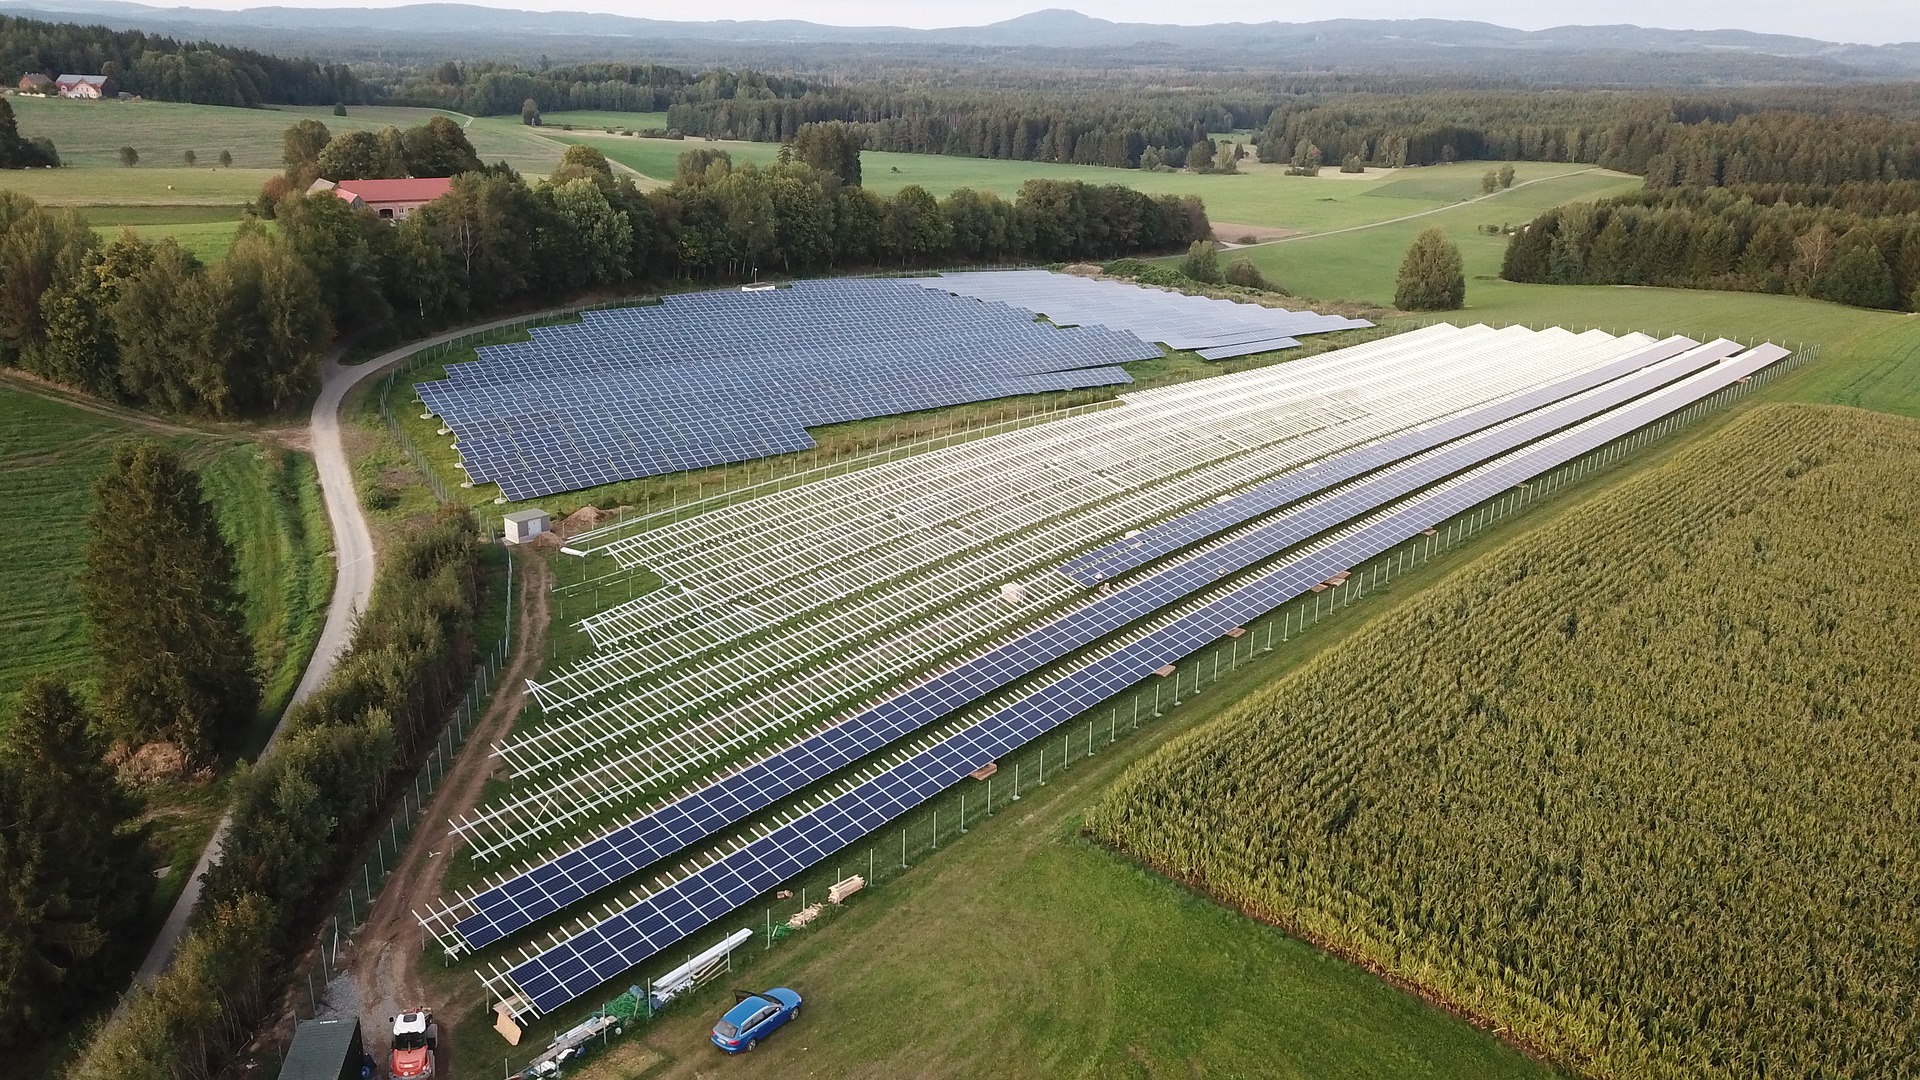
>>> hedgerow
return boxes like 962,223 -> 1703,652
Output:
1089,403 -> 1920,1079
68,509 -> 486,1080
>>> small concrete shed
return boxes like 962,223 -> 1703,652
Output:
277,1017 -> 363,1080
503,509 -> 551,545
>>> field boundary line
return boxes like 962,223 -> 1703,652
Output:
1271,168 -> 1607,244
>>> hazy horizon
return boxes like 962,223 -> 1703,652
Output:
32,0 -> 1920,46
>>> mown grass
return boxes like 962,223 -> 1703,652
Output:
539,109 -> 672,131
87,219 -> 248,261
542,132 -> 1614,231
0,383 -> 331,727
0,165 -> 276,205
11,96 -> 459,170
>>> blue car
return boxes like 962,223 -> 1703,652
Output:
710,988 -> 802,1054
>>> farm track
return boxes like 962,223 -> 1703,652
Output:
1269,168 -> 1602,245
351,553 -> 552,1076
132,305 -> 611,987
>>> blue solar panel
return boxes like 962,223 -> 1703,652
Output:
449,337 -> 1751,955
1059,336 -> 1728,585
419,280 -> 1163,501
501,342 -> 1792,1015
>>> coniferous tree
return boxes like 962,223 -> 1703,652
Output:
1812,232 -> 1901,309
1396,227 -> 1467,311
0,680 -> 146,1046
81,441 -> 257,759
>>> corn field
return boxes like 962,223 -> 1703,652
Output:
1087,403 -> 1920,1080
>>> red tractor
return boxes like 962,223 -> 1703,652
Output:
388,1009 -> 438,1079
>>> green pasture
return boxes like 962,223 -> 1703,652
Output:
1204,172 -> 1920,418
0,165 -> 275,205
538,109 -> 671,131
548,132 -> 1619,232
0,381 -> 332,730
87,219 -> 245,261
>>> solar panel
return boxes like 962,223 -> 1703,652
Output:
441,335 -> 1750,956
920,271 -> 1372,357
418,279 -> 1162,501
1059,335 -> 1726,584
493,341 -> 1793,1016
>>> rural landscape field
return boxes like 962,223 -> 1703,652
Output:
2,4 -> 1918,1080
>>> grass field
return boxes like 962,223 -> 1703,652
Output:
1090,402 -> 1920,1079
539,109 -> 671,131
544,131 -> 1622,231
0,380 -> 332,732
0,99 -> 564,255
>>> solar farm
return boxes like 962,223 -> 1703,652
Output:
412,317 -> 1792,1024
414,273 -> 1372,501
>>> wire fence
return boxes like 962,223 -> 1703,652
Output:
495,340 -> 1820,1068
269,549 -> 518,1052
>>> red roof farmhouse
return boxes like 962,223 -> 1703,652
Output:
308,177 -> 453,221
17,72 -> 52,93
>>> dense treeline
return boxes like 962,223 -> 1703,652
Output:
0,191 -> 329,416
0,13 -> 360,107
1090,403 -> 1920,1080
0,681 -> 148,1049
1501,182 -> 1920,310
70,510 -> 488,1080
665,87 -> 1246,169
82,441 -> 258,760
0,128 -> 1205,418
387,60 -> 813,119
1259,95 -> 1920,182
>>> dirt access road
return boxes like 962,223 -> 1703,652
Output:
134,305 -> 604,988
350,554 -> 552,1073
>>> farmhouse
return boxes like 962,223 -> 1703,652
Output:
17,73 -> 51,94
55,73 -> 113,98
309,176 -> 452,221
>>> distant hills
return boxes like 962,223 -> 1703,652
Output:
5,2 -> 1919,79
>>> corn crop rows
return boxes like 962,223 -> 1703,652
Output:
1088,403 -> 1920,1080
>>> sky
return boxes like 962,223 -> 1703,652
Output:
160,0 -> 1920,45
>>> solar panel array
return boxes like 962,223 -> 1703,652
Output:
416,279 -> 1162,501
487,340 -> 1793,1015
439,326 -> 1652,869
920,270 -> 1372,356
438,332 -> 1728,955
422,324 -> 1678,952
1057,336 -> 1739,585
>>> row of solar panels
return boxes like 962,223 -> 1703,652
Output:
492,339 -> 1791,1014
1057,335 -> 1731,585
920,271 -> 1373,353
441,332 -> 1749,961
419,279 -> 1166,501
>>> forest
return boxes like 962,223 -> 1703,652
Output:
1500,181 -> 1920,310
1089,403 -> 1920,1080
0,14 -> 361,107
0,118 -> 1208,419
